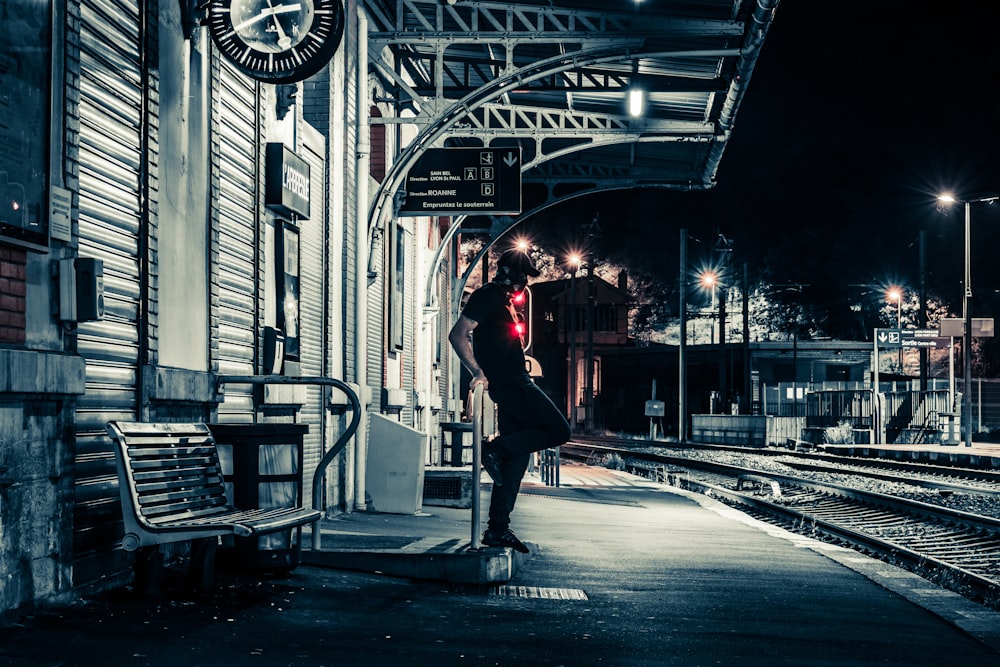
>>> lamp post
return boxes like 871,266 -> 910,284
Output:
700,271 -> 718,342
699,270 -> 722,412
679,229 -> 687,441
567,253 -> 581,430
937,193 -> 999,447
887,286 -> 903,372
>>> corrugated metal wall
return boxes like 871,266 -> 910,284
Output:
298,128 -> 328,489
215,64 -> 260,422
72,0 -> 146,588
402,224 -> 414,425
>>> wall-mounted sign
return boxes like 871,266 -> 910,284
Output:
265,143 -> 310,220
276,223 -> 300,363
49,185 -> 73,243
400,147 -> 521,216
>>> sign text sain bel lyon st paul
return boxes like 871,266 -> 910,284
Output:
400,148 -> 521,216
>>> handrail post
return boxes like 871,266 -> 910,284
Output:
214,374 -> 361,552
470,383 -> 484,550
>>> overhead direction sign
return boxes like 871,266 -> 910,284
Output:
902,329 -> 947,348
400,147 -> 521,216
875,328 -> 947,349
875,328 -> 902,348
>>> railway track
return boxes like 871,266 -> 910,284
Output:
568,435 -> 1000,495
562,437 -> 1000,608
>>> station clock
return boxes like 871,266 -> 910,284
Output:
205,0 -> 345,84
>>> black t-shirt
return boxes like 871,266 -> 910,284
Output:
460,282 -> 526,386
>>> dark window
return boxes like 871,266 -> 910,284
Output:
370,106 -> 386,182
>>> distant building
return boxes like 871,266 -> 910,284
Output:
525,275 -> 631,424
522,278 -> 874,435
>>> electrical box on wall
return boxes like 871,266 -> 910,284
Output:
382,387 -> 408,409
58,257 -> 105,322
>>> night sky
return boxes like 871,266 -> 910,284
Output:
522,1 -> 1000,320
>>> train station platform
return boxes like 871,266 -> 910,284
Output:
3,461 -> 1000,665
298,463 -> 659,584
819,440 -> 1000,468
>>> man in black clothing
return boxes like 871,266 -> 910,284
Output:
448,248 -> 571,553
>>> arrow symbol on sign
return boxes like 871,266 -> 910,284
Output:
503,152 -> 518,167
877,331 -> 888,342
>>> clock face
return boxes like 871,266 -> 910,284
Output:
206,0 -> 345,84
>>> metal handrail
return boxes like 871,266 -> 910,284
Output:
469,383 -> 484,550
215,374 -> 361,551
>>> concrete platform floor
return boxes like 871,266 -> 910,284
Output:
2,462 -> 1000,666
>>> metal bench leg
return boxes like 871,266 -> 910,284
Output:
133,547 -> 164,595
190,537 -> 218,591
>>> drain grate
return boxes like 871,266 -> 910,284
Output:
491,585 -> 588,600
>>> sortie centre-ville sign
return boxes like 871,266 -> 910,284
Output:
399,147 -> 521,216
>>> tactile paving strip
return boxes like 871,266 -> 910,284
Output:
491,585 -> 588,600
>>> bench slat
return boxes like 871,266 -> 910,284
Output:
110,422 -> 215,437
139,489 -> 229,510
125,445 -> 218,458
106,420 -> 321,552
133,476 -> 225,494
133,467 -> 224,490
155,507 -> 321,532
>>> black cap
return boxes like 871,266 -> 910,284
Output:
497,248 -> 541,277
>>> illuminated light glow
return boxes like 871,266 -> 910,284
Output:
511,235 -> 532,252
937,193 -> 957,205
628,88 -> 644,117
512,291 -> 526,305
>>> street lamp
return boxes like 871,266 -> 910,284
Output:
887,286 -> 903,372
700,271 -> 718,343
566,253 -> 582,430
886,286 -> 902,327
936,192 -> 999,447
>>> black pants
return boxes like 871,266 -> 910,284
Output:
486,376 -> 571,532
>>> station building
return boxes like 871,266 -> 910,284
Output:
0,0 -> 779,612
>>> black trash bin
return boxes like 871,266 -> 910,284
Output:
209,423 -> 310,571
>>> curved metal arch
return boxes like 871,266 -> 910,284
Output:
398,0 -> 781,316
424,180 -> 683,314
368,46 -> 740,240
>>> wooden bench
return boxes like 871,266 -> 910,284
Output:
107,421 -> 322,590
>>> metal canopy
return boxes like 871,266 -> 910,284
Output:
362,0 -> 781,304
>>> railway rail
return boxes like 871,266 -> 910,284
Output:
569,435 -> 1000,495
562,437 -> 1000,608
